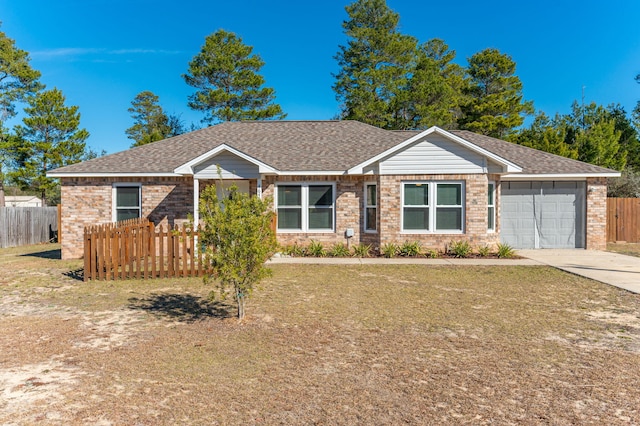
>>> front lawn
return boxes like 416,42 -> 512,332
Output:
608,242 -> 640,258
1,244 -> 639,424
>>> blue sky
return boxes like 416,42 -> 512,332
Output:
1,0 -> 639,155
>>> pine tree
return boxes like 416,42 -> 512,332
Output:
459,48 -> 533,138
509,112 -> 578,159
183,30 -> 285,124
333,0 -> 417,129
10,88 -> 89,205
126,91 -> 183,147
0,25 -> 42,206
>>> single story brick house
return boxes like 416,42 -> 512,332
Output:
48,120 -> 619,259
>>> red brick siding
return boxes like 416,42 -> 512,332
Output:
585,177 -> 607,250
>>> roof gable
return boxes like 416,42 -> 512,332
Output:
348,127 -> 522,174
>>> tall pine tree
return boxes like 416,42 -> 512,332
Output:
10,88 -> 89,205
333,0 -> 417,129
459,48 -> 533,138
0,26 -> 42,206
183,29 -> 285,124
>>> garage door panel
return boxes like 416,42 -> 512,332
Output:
501,181 -> 585,249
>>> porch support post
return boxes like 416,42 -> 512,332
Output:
193,177 -> 200,226
257,174 -> 263,199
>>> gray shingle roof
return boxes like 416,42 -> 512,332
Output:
50,120 -> 409,174
448,130 -> 618,175
48,121 -> 618,176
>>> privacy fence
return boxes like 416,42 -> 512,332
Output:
84,218 -> 209,282
0,206 -> 59,248
607,197 -> 640,243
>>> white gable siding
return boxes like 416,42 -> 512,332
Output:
378,134 -> 487,175
193,152 -> 259,179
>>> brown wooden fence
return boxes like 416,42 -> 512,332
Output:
83,218 -> 209,281
607,198 -> 640,243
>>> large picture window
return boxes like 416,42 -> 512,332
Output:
402,182 -> 464,232
113,184 -> 141,222
276,183 -> 335,232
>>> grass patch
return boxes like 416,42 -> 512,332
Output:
1,244 -> 640,424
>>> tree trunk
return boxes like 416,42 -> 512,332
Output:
237,290 -> 245,320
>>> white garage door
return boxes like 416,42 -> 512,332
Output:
501,181 -> 586,249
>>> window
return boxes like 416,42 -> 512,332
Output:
365,183 -> 377,232
402,182 -> 463,232
487,182 -> 495,231
113,184 -> 141,222
276,183 -> 334,231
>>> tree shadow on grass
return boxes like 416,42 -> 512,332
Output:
128,293 -> 234,322
19,248 -> 61,259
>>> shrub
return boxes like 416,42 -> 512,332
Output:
477,245 -> 491,257
448,240 -> 472,258
380,243 -> 399,258
399,241 -> 421,257
496,243 -> 516,258
425,248 -> 439,258
307,240 -> 327,257
281,243 -> 305,257
353,243 -> 372,258
329,242 -> 351,257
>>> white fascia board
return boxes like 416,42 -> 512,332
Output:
347,126 -> 522,174
502,172 -> 621,181
47,172 -> 181,178
173,143 -> 278,175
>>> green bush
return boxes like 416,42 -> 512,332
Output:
448,240 -> 472,258
425,248 -> 440,258
477,245 -> 491,257
352,243 -> 372,258
329,242 -> 351,257
399,241 -> 421,257
380,243 -> 399,258
307,240 -> 327,257
281,243 -> 305,257
496,243 -> 515,258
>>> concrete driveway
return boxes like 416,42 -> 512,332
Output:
518,249 -> 640,294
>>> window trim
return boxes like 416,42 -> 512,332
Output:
275,182 -> 336,233
364,183 -> 377,233
488,181 -> 496,232
401,181 -> 465,234
112,183 -> 142,223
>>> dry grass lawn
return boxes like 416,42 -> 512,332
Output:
1,243 -> 640,425
608,242 -> 640,258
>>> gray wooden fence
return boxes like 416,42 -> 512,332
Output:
0,207 -> 58,248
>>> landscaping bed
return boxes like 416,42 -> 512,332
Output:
1,243 -> 639,424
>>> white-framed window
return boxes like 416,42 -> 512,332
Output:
401,181 -> 464,233
364,183 -> 377,233
276,183 -> 335,232
488,182 -> 495,232
113,183 -> 142,222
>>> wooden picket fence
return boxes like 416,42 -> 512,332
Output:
83,218 -> 209,281
607,197 -> 640,243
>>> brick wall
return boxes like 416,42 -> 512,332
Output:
378,174 -> 500,252
585,177 -> 608,250
266,174 -> 499,252
60,176 -> 193,259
